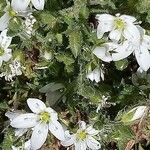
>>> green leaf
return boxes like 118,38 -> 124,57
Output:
2,129 -> 15,150
39,11 -> 57,28
46,91 -> 64,106
115,59 -> 129,71
39,82 -> 64,93
68,27 -> 82,58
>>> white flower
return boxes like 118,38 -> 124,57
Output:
93,26 -> 150,71
12,140 -> 31,150
61,121 -> 101,150
0,29 -> 12,66
96,13 -> 140,42
11,0 -> 45,11
112,26 -> 150,71
129,106 -> 147,121
10,98 -> 65,150
86,68 -> 104,83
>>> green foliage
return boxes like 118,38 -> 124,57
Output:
1,129 -> 15,150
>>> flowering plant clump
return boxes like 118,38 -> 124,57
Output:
0,0 -> 150,150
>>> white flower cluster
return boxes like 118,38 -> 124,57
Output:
0,59 -> 22,81
0,0 -> 45,81
94,14 -> 150,72
25,13 -> 36,36
6,99 -> 101,150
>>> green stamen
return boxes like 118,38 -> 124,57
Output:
76,130 -> 87,141
39,112 -> 50,123
115,18 -> 125,30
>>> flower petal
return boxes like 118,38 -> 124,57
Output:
131,106 -> 147,121
49,120 -> 65,141
11,0 -> 30,11
27,98 -> 46,114
0,13 -> 10,31
5,111 -> 21,121
24,140 -> 31,150
10,113 -> 38,128
143,35 -> 150,49
86,136 -> 101,149
109,29 -> 122,42
135,46 -> 150,71
15,128 -> 28,137
31,0 -> 45,10
61,131 -> 75,147
79,121 -> 86,130
112,41 -> 134,61
31,123 -> 48,150
86,68 -> 101,83
96,14 -> 115,39
75,141 -> 87,150
120,15 -> 136,23
86,126 -> 99,136
123,23 -> 140,43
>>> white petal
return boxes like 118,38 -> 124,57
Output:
0,30 -> 12,49
86,71 -> 94,82
49,120 -> 65,141
31,0 -> 45,10
0,13 -> 10,31
15,128 -> 28,137
135,46 -> 150,71
12,146 -> 19,150
93,46 -> 112,62
112,41 -> 134,61
2,52 -> 12,62
109,29 -> 122,42
123,23 -> 140,43
10,113 -> 38,128
96,14 -> 115,21
75,141 -> 87,150
120,15 -> 136,23
86,126 -> 99,136
96,14 -> 115,39
61,131 -> 75,147
27,98 -> 46,114
24,140 -> 31,150
5,111 -> 21,121
31,123 -> 48,150
86,136 -> 101,149
79,121 -> 86,130
143,35 -> 150,49
11,0 -> 30,11
131,106 -> 147,121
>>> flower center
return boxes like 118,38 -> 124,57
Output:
39,112 -> 50,123
76,130 -> 87,141
114,18 -> 125,30
0,48 -> 5,56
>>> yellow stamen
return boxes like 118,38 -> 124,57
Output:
76,130 -> 87,141
114,18 -> 125,30
39,112 -> 50,123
